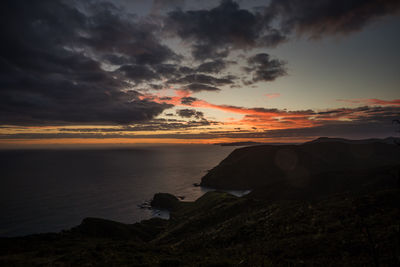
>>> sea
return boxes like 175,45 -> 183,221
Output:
0,144 -> 244,237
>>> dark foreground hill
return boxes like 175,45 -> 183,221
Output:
1,187 -> 398,266
1,138 -> 399,266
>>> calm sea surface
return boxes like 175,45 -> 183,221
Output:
0,145 -> 235,237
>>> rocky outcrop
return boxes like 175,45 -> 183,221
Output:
150,193 -> 181,211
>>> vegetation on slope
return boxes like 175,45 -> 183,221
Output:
1,185 -> 399,266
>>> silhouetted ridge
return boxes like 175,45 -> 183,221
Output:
306,136 -> 400,145
201,139 -> 400,190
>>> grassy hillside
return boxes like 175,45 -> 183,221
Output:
0,187 -> 399,266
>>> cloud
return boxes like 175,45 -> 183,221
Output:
140,90 -> 400,137
3,104 -> 398,141
0,0 -> 176,125
117,65 -> 159,83
180,97 -> 198,105
0,116 -> 222,140
151,0 -> 185,15
167,73 -> 236,92
176,109 -> 204,119
82,2 -> 179,66
164,0 -> 400,61
266,93 -> 281,99
244,53 -> 287,83
169,74 -> 235,86
196,60 -> 227,73
165,0 -> 285,60
367,99 -> 400,106
257,28 -> 287,47
2,0 -> 399,130
140,90 -> 316,130
3,93 -> 399,141
184,83 -> 221,92
265,0 -> 400,38
179,66 -> 195,74
337,98 -> 400,106
57,117 -> 216,133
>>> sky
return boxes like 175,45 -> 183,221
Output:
0,0 -> 400,147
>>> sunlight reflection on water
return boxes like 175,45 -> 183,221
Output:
0,145 -> 235,236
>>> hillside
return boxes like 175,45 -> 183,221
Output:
201,140 -> 400,190
1,186 -> 399,266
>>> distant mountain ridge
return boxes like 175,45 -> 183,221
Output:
214,141 -> 265,146
215,141 -> 300,146
215,137 -> 400,146
306,136 -> 400,145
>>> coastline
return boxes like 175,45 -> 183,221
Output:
1,138 -> 399,265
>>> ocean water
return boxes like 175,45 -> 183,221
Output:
0,145 -> 235,237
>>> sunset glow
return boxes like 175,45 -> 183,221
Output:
1,0 -> 399,147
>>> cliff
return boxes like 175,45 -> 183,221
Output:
201,140 -> 400,190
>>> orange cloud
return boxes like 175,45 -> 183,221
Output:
337,98 -> 400,106
366,99 -> 400,106
139,92 -> 400,133
265,93 -> 281,99
140,90 -> 318,130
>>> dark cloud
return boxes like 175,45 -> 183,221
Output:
0,0 -> 175,125
191,46 -> 230,61
2,0 -> 399,129
153,63 -> 181,79
149,84 -> 164,90
82,2 -> 179,66
117,65 -> 159,83
159,97 -> 173,101
257,28 -> 287,47
169,74 -> 235,86
165,0 -> 400,61
180,97 -> 198,105
176,109 -> 204,119
184,83 -> 221,92
118,60 -> 232,92
265,0 -> 400,38
197,59 -> 227,73
151,0 -> 186,15
179,66 -> 195,74
244,53 -> 287,83
166,73 -> 237,92
165,0 -> 284,60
